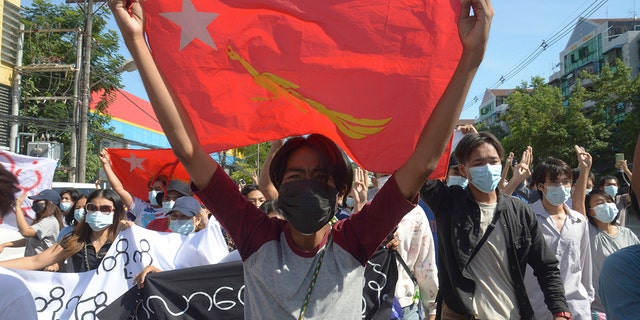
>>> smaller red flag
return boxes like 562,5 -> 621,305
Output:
107,149 -> 191,201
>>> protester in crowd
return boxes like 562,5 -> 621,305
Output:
599,134 -> 640,319
46,194 -> 89,272
144,196 -> 205,234
0,165 -> 38,319
0,189 -> 64,257
445,155 -> 468,188
99,148 -> 168,228
0,189 -> 127,272
146,180 -> 192,231
59,188 -> 81,215
372,173 -> 438,320
597,175 -> 632,229
259,200 -> 285,220
58,194 -> 88,241
585,189 -> 639,318
421,132 -> 571,320
241,184 -> 267,208
523,157 -> 592,320
111,0 -> 492,317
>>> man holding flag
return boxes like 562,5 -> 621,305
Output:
110,0 -> 492,319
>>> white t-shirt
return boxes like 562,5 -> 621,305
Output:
129,197 -> 165,228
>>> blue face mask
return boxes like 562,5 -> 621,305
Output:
74,208 -> 85,222
162,201 -> 175,214
447,175 -> 468,188
60,202 -> 72,211
593,202 -> 619,224
345,197 -> 354,208
85,211 -> 114,231
468,164 -> 502,193
544,185 -> 571,207
604,185 -> 618,198
169,219 -> 194,235
148,190 -> 160,206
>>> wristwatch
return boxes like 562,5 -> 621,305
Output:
553,312 -> 573,320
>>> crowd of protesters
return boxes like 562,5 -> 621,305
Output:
1,0 -> 640,319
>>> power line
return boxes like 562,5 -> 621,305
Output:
462,0 -> 610,113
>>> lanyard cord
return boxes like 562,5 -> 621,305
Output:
298,219 -> 335,320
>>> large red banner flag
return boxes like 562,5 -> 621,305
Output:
141,0 -> 461,178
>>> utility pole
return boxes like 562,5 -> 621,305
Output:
77,0 -> 95,183
10,24 -> 24,154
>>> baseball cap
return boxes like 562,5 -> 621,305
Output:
167,180 -> 191,197
168,196 -> 201,217
28,189 -> 61,205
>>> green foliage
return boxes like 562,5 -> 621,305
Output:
502,76 -> 608,167
229,142 -> 272,184
19,0 -> 125,181
499,59 -> 638,174
580,59 -> 640,162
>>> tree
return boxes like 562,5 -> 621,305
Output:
580,59 -> 640,165
230,142 -> 272,185
19,0 -> 125,182
502,76 -> 608,167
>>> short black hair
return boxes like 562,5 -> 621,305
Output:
60,189 -> 82,203
585,189 -> 618,227
453,132 -> 505,166
270,134 -> 353,197
596,175 -> 619,190
241,184 -> 260,196
571,168 -> 595,185
259,199 -> 282,216
531,158 -> 572,199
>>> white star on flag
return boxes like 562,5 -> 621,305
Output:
123,153 -> 145,172
159,0 -> 220,51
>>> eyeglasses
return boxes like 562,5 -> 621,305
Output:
86,203 -> 114,214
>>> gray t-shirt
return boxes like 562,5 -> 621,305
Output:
589,224 -> 640,312
25,215 -> 60,256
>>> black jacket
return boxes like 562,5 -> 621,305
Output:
421,180 -> 569,319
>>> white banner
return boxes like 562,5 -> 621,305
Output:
0,150 -> 57,226
0,221 -> 229,319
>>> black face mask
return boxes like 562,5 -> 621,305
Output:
278,180 -> 338,234
32,201 -> 46,214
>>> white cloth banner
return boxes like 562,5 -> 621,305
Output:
0,221 -> 229,319
0,150 -> 57,225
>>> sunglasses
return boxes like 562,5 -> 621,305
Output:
86,203 -> 114,214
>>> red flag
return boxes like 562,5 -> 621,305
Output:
107,149 -> 191,201
142,0 -> 461,178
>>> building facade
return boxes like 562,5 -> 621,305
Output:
474,88 -> 514,130
550,17 -> 640,96
0,0 -> 20,149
